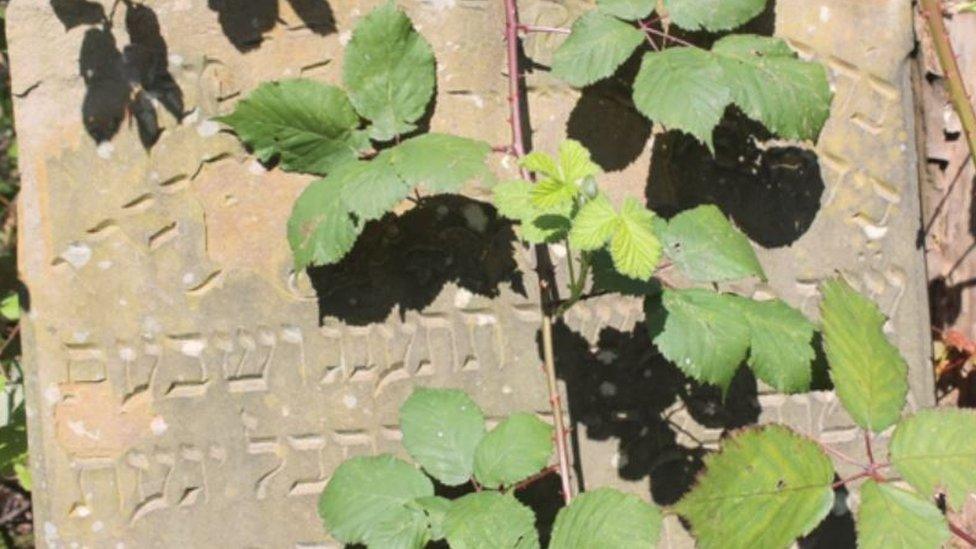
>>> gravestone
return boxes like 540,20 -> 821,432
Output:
7,0 -> 932,547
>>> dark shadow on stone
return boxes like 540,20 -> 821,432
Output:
77,2 -> 184,148
207,0 -> 336,52
51,0 -> 105,30
566,54 -> 650,172
514,473 -> 564,546
551,319 -> 760,506
308,196 -> 525,326
929,275 -> 976,329
647,110 -> 825,248
800,488 -> 856,548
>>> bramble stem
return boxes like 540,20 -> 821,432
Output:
831,471 -> 870,489
950,520 -> 976,547
864,431 -> 875,465
512,464 -> 559,492
920,0 -> 976,159
641,25 -> 696,48
503,0 -> 575,505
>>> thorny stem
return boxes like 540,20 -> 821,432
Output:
503,0 -> 575,505
920,0 -> 976,160
512,464 -> 559,492
863,431 -> 875,466
950,520 -> 976,547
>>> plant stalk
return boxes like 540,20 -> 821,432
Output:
503,0 -> 575,505
950,520 -> 976,547
921,0 -> 976,159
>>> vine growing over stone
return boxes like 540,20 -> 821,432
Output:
217,0 -> 976,546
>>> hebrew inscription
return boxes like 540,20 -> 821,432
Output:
8,0 -> 931,547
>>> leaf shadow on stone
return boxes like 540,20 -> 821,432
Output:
207,0 -> 337,52
551,318 -> 760,506
646,110 -> 826,248
307,195 -> 527,326
566,53 -> 651,173
70,1 -> 185,148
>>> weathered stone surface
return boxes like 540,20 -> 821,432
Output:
7,0 -> 931,547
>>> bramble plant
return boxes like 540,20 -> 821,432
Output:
218,0 -> 976,547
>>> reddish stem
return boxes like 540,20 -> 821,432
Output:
512,465 -> 559,492
831,471 -> 870,489
502,0 -> 575,505
950,520 -> 976,547
864,431 -> 875,466
642,26 -> 696,48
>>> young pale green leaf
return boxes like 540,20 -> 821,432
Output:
592,250 -> 662,296
653,289 -> 750,392
608,198 -> 662,281
890,409 -> 976,509
633,48 -> 729,149
549,488 -> 662,548
857,481 -> 950,549
318,455 -> 434,546
520,151 -> 559,179
386,133 -> 492,193
664,0 -> 766,31
443,492 -> 540,549
551,11 -> 645,87
531,178 -> 579,211
557,140 -> 601,185
821,278 -> 908,432
736,298 -> 816,393
287,177 -> 360,269
0,293 -> 18,321
597,0 -> 655,20
343,2 -> 435,141
493,180 -> 572,244
676,425 -> 834,549
216,79 -> 368,175
413,496 -> 451,541
713,35 -> 831,142
399,388 -> 486,486
13,461 -> 30,492
474,413 -> 554,489
336,156 -> 412,222
569,194 -> 618,251
661,204 -> 764,282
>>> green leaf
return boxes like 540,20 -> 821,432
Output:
493,180 -> 571,244
531,178 -> 579,211
549,488 -> 662,548
609,198 -> 662,281
520,151 -> 559,179
712,35 -> 831,142
287,177 -> 361,269
675,425 -> 834,549
653,289 -> 749,392
664,0 -> 767,31
216,79 -> 368,175
0,293 -> 19,321
13,460 -> 30,492
569,194 -> 619,251
557,140 -> 601,185
633,48 -> 729,149
736,298 -> 816,393
857,481 -> 950,549
592,250 -> 662,296
443,492 -> 540,549
890,409 -> 976,509
317,455 -> 434,546
661,204 -> 763,282
343,2 -> 435,141
399,388 -> 486,486
336,156 -> 412,222
597,0 -> 655,20
386,133 -> 492,193
551,11 -> 645,87
368,506 -> 431,549
474,413 -> 554,489
821,278 -> 908,432
413,496 -> 451,541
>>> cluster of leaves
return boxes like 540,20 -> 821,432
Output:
318,387 -> 662,547
318,279 -> 976,548
218,1 -> 493,270
551,0 -> 831,149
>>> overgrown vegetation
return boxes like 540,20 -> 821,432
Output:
216,0 -> 976,546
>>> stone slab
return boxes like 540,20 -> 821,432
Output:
7,0 -> 932,547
